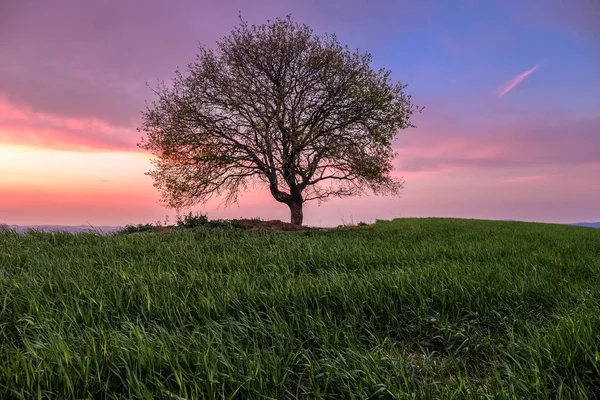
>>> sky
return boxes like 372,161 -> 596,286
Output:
0,0 -> 599,227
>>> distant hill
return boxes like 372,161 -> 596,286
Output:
503,220 -> 600,229
570,222 -> 600,229
2,225 -> 121,234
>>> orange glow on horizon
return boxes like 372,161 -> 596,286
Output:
0,144 -> 151,186
0,145 -> 163,224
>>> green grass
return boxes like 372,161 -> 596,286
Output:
1,218 -> 599,399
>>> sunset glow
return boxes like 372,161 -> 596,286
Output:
1,0 -> 598,227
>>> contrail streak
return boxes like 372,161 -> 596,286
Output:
497,64 -> 540,97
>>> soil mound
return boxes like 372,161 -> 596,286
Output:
235,219 -> 309,231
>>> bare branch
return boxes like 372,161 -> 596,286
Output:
138,15 -> 421,225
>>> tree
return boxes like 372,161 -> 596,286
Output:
138,15 -> 422,226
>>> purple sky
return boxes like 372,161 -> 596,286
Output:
0,0 -> 599,226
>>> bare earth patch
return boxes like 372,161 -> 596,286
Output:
235,219 -> 311,231
152,219 -> 323,234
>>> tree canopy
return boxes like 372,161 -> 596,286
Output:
139,15 -> 422,225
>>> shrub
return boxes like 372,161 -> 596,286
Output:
176,212 -> 209,228
117,223 -> 156,234
175,212 -> 243,230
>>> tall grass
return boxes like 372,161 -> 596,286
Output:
1,218 -> 599,398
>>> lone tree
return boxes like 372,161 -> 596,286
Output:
139,16 -> 421,226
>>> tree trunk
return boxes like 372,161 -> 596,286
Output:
288,201 -> 303,226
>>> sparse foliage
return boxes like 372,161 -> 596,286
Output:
139,15 -> 422,225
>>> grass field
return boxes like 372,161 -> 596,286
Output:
1,218 -> 599,399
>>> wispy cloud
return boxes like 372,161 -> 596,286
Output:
497,64 -> 540,97
394,115 -> 600,172
500,175 -> 548,185
0,98 -> 139,152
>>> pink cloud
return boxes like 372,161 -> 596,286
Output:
0,98 -> 139,151
0,0 -> 426,126
497,64 -> 540,97
499,175 -> 548,185
393,98 -> 600,173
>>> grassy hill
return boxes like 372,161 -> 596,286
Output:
1,218 -> 599,399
